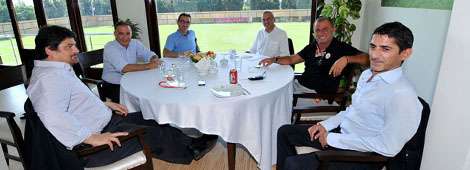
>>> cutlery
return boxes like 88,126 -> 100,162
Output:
237,84 -> 251,95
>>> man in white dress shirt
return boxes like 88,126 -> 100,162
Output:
27,25 -> 216,167
276,22 -> 423,170
102,21 -> 160,102
249,11 -> 290,57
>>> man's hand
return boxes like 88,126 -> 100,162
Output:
104,101 -> 129,116
329,56 -> 349,77
145,59 -> 159,70
183,51 -> 193,57
259,57 -> 276,67
150,57 -> 162,67
308,123 -> 329,148
83,132 -> 129,151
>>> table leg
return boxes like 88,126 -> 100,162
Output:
227,142 -> 236,170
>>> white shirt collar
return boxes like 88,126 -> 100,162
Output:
365,67 -> 403,84
264,26 -> 278,34
34,60 -> 74,72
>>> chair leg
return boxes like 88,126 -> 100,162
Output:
295,113 -> 301,124
1,143 -> 9,166
131,135 -> 153,170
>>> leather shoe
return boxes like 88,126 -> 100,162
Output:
189,135 -> 218,160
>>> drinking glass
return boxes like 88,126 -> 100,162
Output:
234,56 -> 242,72
229,49 -> 237,60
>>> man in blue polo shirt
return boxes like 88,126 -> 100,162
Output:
163,13 -> 198,58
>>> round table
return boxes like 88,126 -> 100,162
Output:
120,53 -> 293,170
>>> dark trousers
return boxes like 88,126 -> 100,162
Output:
102,81 -> 120,103
84,112 -> 194,167
277,124 -> 383,170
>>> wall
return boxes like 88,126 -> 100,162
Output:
420,0 -> 470,169
115,0 -> 150,47
359,0 -> 451,103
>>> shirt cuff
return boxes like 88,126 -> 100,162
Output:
326,132 -> 342,149
319,119 -> 338,131
70,127 -> 93,150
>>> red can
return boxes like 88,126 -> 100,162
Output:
229,68 -> 238,84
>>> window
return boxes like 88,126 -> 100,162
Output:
0,0 -> 20,65
79,0 -> 114,50
0,27 -> 20,65
43,0 -> 71,28
156,0 -> 312,72
11,0 -> 39,50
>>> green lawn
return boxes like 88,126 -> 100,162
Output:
1,22 -> 309,71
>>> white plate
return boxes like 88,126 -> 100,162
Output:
210,85 -> 245,98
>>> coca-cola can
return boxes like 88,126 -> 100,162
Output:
230,68 -> 238,84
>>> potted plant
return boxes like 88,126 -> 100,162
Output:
117,18 -> 142,39
317,0 -> 362,44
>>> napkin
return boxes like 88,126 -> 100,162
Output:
210,89 -> 232,97
210,85 -> 246,98
159,80 -> 186,88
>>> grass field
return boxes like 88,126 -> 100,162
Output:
1,22 -> 309,71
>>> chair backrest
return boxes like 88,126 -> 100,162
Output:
20,49 -> 35,81
0,65 -> 27,90
0,111 -> 25,168
288,38 -> 295,70
77,49 -> 104,80
195,37 -> 201,53
288,38 -> 295,55
387,97 -> 431,170
291,64 -> 362,124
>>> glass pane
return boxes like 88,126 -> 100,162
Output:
0,18 -> 21,65
0,1 -> 20,65
43,0 -> 71,29
12,0 -> 38,49
79,0 -> 114,50
156,0 -> 311,73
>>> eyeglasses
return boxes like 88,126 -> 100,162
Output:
179,20 -> 191,24
262,18 -> 273,22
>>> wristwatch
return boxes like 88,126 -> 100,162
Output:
273,56 -> 279,63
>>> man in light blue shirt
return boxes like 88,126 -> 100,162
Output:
277,22 -> 423,170
163,13 -> 198,58
102,21 -> 160,102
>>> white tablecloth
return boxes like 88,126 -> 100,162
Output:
120,53 -> 293,170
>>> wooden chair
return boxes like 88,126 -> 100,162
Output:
76,49 -> 106,101
291,64 -> 358,124
304,97 -> 430,170
195,37 -> 201,53
0,111 -> 25,169
23,99 -> 154,170
20,49 -> 36,82
288,38 -> 296,70
0,65 -> 27,168
0,65 -> 27,91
